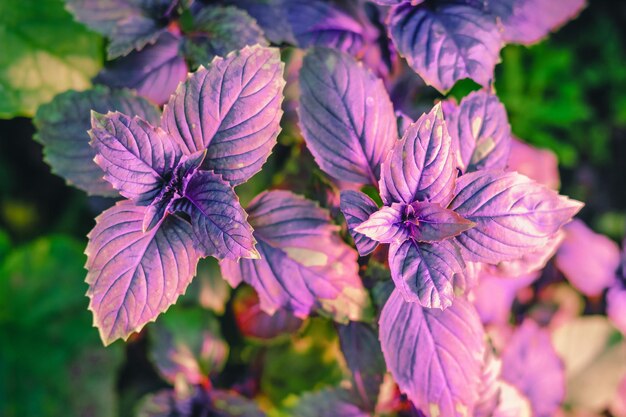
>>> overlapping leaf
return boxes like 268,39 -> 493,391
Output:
291,388 -> 371,417
340,190 -> 380,256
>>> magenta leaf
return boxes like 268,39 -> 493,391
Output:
339,190 -> 380,256
449,170 -> 583,264
292,388 -> 370,417
379,291 -> 485,416
220,191 -> 368,321
161,44 -> 285,185
33,86 -> 160,197
500,320 -> 565,417
388,2 -> 502,92
173,170 -> 258,260
379,104 -> 456,206
442,91 -> 511,173
338,322 -> 386,411
389,238 -> 466,309
355,204 -> 410,244
298,47 -> 398,185
607,285 -> 626,336
506,138 -> 560,190
95,32 -> 188,105
486,0 -> 586,45
89,111 -> 183,204
86,201 -> 201,345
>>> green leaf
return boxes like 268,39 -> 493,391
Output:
0,0 -> 103,118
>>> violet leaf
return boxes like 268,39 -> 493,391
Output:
106,15 -> 166,60
298,47 -> 398,185
388,238 -> 466,309
291,388 -> 370,417
220,191 -> 370,322
379,104 -> 456,206
33,86 -> 160,197
442,91 -> 511,173
89,111 -> 183,205
339,190 -> 380,256
228,0 -> 295,44
379,291 -> 485,416
65,0 -> 145,37
449,170 -> 583,264
95,32 -> 188,105
388,2 -> 502,92
85,201 -> 201,345
161,44 -> 285,185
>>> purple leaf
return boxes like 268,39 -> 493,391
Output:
371,0 -> 414,5
292,388 -> 370,417
89,111 -> 182,204
379,291 -> 485,417
229,0 -> 295,44
173,170 -> 258,259
107,16 -> 165,59
379,104 -> 456,206
491,229 -> 564,277
338,322 -> 386,411
506,137 -> 560,190
183,6 -> 268,69
442,91 -> 511,173
162,45 -> 285,185
486,0 -> 586,45
220,191 -> 368,321
500,320 -> 565,417
389,238 -> 466,308
339,190 -> 380,256
355,204 -> 410,244
33,86 -> 160,197
607,285 -> 626,336
95,32 -> 188,105
449,170 -> 583,264
86,201 -> 201,345
388,2 -> 502,92
298,47 -> 398,185
555,219 -> 620,296
65,0 -> 145,37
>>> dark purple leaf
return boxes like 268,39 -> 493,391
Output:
449,170 -> 583,264
95,32 -> 188,105
442,91 -> 511,173
229,0 -> 295,44
66,0 -> 145,37
371,0 -> 414,5
339,190 -> 380,256
388,238 -> 466,308
379,104 -> 456,206
33,86 -> 160,197
298,47 -> 398,185
86,201 -> 201,345
89,111 -> 183,204
292,388 -> 370,417
388,2 -> 502,92
220,191 -> 370,322
379,291 -> 485,416
107,16 -> 165,59
162,44 -> 285,185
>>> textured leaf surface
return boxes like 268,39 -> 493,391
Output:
450,170 -> 583,263
95,32 -> 188,105
500,320 -> 565,417
34,86 -> 160,196
380,104 -> 456,205
0,0 -> 102,117
90,111 -> 182,204
388,2 -> 502,92
291,388 -> 370,417
162,44 -> 285,185
174,170 -> 258,259
389,238 -> 465,308
442,91 -> 511,173
299,47 -> 398,185
486,0 -> 586,45
379,291 -> 485,416
230,0 -> 295,44
340,190 -> 380,256
66,0 -> 142,36
106,16 -> 164,59
86,201 -> 200,345
220,191 -> 368,321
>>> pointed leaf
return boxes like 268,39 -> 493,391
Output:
380,104 -> 456,205
89,111 -> 182,204
340,190 -> 380,256
298,47 -> 398,185
449,170 -> 583,264
86,201 -> 201,345
107,16 -> 165,59
229,0 -> 295,44
389,2 -> 502,92
33,86 -> 160,196
220,191 -> 369,321
291,388 -> 370,417
355,204 -> 409,244
442,91 -> 511,173
379,291 -> 485,417
95,32 -> 188,105
161,44 -> 285,185
389,238 -> 465,308
173,170 -> 257,260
